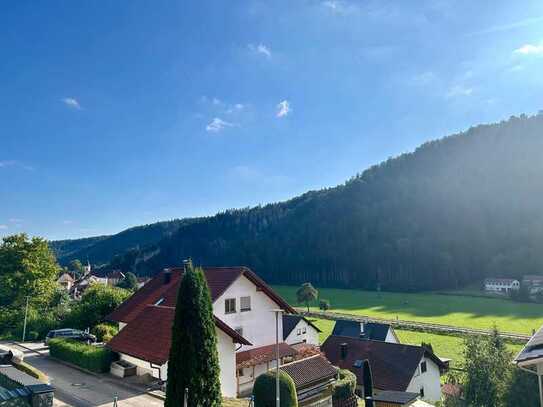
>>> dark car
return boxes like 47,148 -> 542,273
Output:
44,329 -> 97,345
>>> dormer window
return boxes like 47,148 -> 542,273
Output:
154,298 -> 165,306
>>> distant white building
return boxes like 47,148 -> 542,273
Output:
57,273 -> 75,291
484,278 -> 519,294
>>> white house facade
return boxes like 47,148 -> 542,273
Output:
106,266 -> 303,398
484,278 -> 519,293
405,354 -> 443,402
283,314 -> 320,345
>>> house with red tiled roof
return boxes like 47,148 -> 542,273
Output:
106,265 -> 306,398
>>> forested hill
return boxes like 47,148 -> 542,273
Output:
50,219 -> 190,266
55,113 -> 543,291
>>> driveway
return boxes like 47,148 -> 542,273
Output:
9,342 -> 164,407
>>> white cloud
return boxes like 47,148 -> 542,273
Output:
248,43 -> 272,59
206,117 -> 235,133
509,64 -> 524,72
212,97 -> 222,105
276,100 -> 291,118
468,16 -> 543,36
0,161 -> 33,171
62,220 -> 73,225
322,1 -> 357,14
0,225 -> 7,230
446,85 -> 473,98
514,43 -> 543,55
8,218 -> 23,223
226,103 -> 245,114
61,97 -> 81,109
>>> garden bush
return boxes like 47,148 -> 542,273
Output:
253,370 -> 298,407
332,369 -> 356,401
48,338 -> 115,373
91,323 -> 118,342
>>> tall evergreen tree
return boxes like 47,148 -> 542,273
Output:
165,263 -> 221,407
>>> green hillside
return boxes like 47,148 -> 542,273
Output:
53,113 -> 543,290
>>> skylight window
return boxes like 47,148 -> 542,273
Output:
353,360 -> 363,368
154,297 -> 165,306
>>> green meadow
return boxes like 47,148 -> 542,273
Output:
274,285 -> 543,335
310,318 -> 523,367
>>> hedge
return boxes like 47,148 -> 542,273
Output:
91,323 -> 118,343
48,338 -> 114,373
332,369 -> 356,401
253,370 -> 298,407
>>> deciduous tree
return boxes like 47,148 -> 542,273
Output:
296,283 -> 318,313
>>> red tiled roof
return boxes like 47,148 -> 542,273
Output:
280,355 -> 337,389
321,336 -> 445,392
236,343 -> 297,368
107,305 -> 250,365
107,266 -> 294,324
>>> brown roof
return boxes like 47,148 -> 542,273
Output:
107,266 -> 295,324
107,305 -> 250,365
236,343 -> 297,368
280,355 -> 337,389
321,336 -> 445,392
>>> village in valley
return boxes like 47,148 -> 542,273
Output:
4,1 -> 543,406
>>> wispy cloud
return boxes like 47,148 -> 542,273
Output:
0,225 -> 7,230
276,100 -> 291,118
468,16 -> 543,36
61,97 -> 81,110
0,160 -> 34,171
206,117 -> 235,133
62,220 -> 74,225
514,43 -> 543,55
226,103 -> 245,114
446,85 -> 473,98
248,43 -> 272,59
322,1 -> 357,15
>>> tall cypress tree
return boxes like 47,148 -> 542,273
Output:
165,263 -> 222,407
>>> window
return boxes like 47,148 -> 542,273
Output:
235,327 -> 243,336
240,296 -> 251,312
225,298 -> 236,314
154,297 -> 165,306
420,361 -> 427,373
420,387 -> 425,398
297,328 -> 302,335
238,368 -> 244,377
302,327 -> 307,334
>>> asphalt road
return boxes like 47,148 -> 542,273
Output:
10,342 -> 164,407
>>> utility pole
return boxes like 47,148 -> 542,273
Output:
271,309 -> 283,407
22,296 -> 29,342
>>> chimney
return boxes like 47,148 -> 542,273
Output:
340,343 -> 348,360
163,269 -> 172,285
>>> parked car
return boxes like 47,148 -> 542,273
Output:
45,329 -> 97,345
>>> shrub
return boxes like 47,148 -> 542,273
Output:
332,369 -> 356,401
91,323 -> 118,342
319,299 -> 331,311
48,338 -> 115,373
253,370 -> 298,407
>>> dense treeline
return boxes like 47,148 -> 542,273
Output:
55,113 -> 543,291
50,219 -> 193,266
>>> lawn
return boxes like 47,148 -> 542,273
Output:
310,318 -> 523,367
274,285 -> 543,335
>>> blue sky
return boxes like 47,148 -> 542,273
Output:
1,1 -> 543,240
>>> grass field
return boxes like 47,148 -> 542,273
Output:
310,318 -> 523,367
274,285 -> 543,335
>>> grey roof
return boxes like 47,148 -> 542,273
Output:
515,325 -> 543,364
0,365 -> 44,387
332,320 -> 391,341
373,390 -> 419,404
